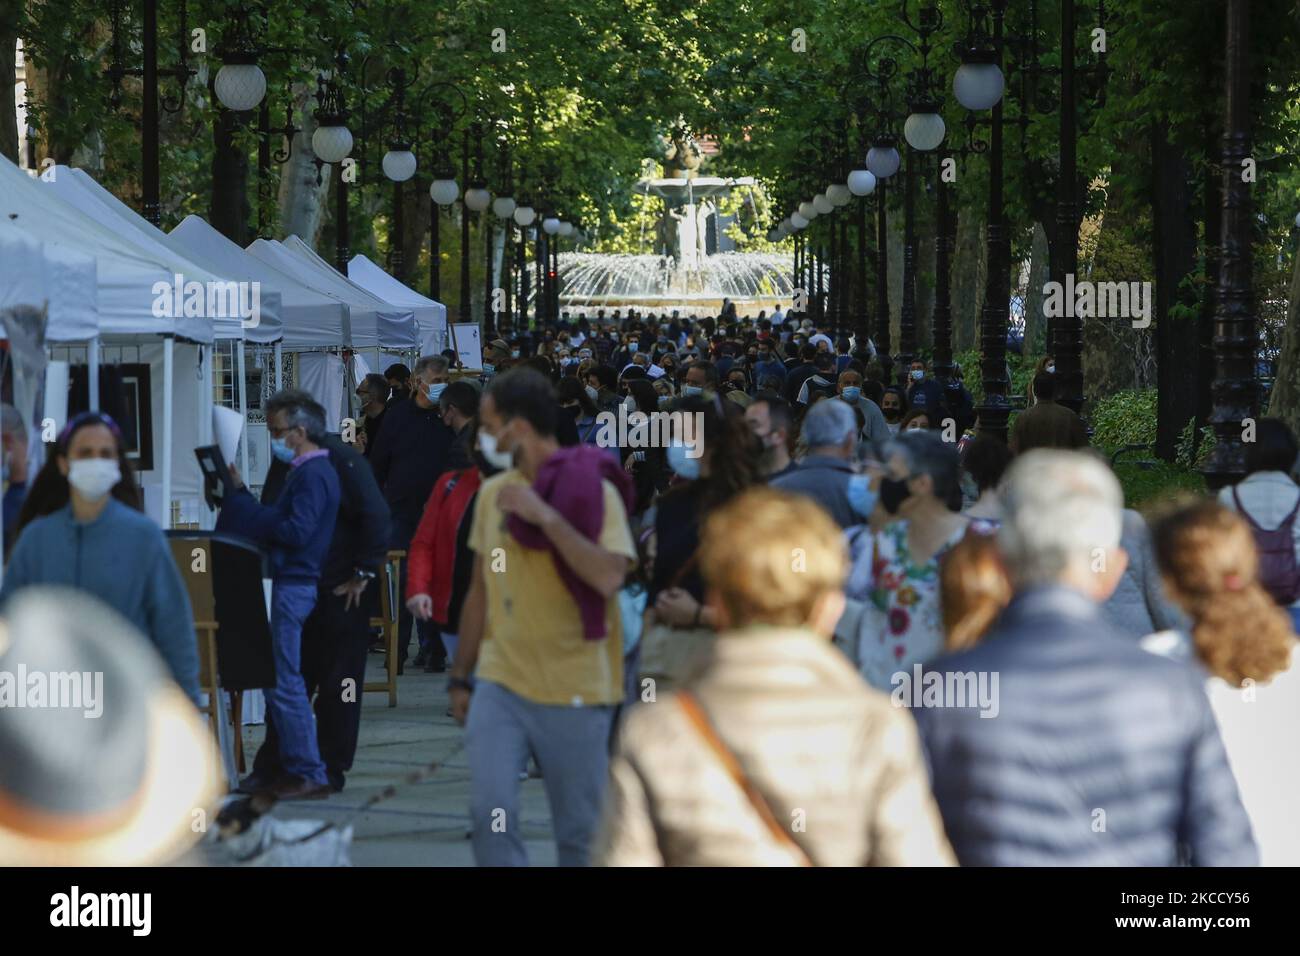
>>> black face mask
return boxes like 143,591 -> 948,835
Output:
879,476 -> 912,515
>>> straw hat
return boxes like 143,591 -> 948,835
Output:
0,587 -> 223,865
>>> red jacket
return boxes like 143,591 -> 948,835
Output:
406,467 -> 482,623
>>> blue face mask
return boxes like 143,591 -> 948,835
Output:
483,363 -> 496,376
427,382 -> 447,403
666,443 -> 701,480
847,473 -> 876,519
270,436 -> 296,463
680,384 -> 703,397
841,386 -> 862,403
657,394 -> 672,408
628,343 -> 638,353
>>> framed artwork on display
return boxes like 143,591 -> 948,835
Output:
118,363 -> 154,472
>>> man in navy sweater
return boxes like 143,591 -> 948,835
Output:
242,426 -> 390,792
368,355 -> 455,671
219,390 -> 341,800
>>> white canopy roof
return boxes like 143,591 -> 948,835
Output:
45,167 -> 284,344
271,235 -> 418,351
0,156 -> 212,343
169,215 -> 349,350
0,224 -> 98,342
347,253 -> 446,356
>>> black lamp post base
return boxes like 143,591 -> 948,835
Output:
975,397 -> 1012,445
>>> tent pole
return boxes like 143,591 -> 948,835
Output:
88,337 -> 100,412
200,345 -> 215,531
274,341 -> 283,391
161,336 -> 174,528
237,342 -> 250,479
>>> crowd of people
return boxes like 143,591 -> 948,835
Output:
0,301 -> 1296,867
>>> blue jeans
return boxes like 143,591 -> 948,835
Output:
266,581 -> 328,786
465,679 -> 615,866
440,631 -> 459,664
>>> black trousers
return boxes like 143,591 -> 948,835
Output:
253,585 -> 371,790
392,510 -> 441,668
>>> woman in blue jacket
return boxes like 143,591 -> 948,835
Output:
1,411 -> 200,703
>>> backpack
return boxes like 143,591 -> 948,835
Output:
1232,486 -> 1300,604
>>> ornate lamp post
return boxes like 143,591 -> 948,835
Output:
208,5 -> 301,240
461,121 -> 491,325
309,61 -> 355,273
853,11 -> 945,386
424,84 -> 468,304
955,0 -> 1011,442
484,129 -> 514,340
1202,0 -> 1257,489
513,192 -> 537,327
106,0 -> 195,226
366,68 -> 418,282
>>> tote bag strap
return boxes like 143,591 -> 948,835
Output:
676,691 -> 812,866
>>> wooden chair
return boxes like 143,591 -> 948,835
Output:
165,538 -> 239,765
194,619 -> 221,738
365,550 -> 405,707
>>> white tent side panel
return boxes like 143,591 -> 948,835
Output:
134,341 -> 204,527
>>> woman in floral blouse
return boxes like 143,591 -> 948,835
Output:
845,431 -> 972,690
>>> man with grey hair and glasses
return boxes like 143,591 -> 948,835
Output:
369,353 -> 456,671
219,389 -> 341,800
773,398 -> 859,528
912,449 -> 1256,866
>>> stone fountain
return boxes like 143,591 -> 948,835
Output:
556,128 -> 794,317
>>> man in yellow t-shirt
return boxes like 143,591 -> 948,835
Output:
449,368 -> 635,867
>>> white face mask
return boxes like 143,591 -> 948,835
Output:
585,384 -> 600,402
67,458 -> 121,502
478,430 -> 515,470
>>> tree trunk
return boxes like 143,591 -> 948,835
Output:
277,83 -> 329,243
915,186 -> 935,352
0,14 -> 18,163
887,204 -> 904,355
1267,239 -> 1300,435
1082,129 -> 1150,402
1151,124 -> 1200,461
952,208 -> 985,352
402,173 -> 431,289
1024,221 -> 1050,356
1197,167 -> 1220,444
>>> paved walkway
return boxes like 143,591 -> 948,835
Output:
240,654 -> 558,866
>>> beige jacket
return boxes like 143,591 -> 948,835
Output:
593,627 -> 957,866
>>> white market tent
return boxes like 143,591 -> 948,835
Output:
169,215 -> 364,472
0,226 -> 98,342
347,253 -> 446,357
43,168 -> 296,492
0,157 -> 211,343
0,155 -> 216,527
247,236 -> 419,429
0,229 -> 99,579
51,167 -> 285,346
248,236 -> 417,352
170,215 -> 349,350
